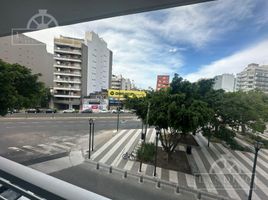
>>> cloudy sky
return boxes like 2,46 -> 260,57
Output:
26,0 -> 268,89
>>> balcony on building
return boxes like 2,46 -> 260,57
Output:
53,91 -> 81,98
54,46 -> 82,55
54,77 -> 81,84
54,54 -> 82,63
54,69 -> 82,77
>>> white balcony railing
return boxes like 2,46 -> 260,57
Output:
54,71 -> 82,77
54,78 -> 81,83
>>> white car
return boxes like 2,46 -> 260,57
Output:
62,108 -> 76,113
99,109 -> 108,113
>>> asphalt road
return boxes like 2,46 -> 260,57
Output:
0,113 -> 141,163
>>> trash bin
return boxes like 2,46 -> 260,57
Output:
141,133 -> 145,140
186,146 -> 192,154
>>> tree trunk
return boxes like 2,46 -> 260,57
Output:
241,124 -> 246,134
167,152 -> 172,162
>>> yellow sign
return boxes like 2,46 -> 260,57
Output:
108,89 -> 146,100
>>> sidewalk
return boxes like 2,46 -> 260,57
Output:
28,128 -> 268,200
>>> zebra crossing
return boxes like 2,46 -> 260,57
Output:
5,139 -> 77,165
90,128 -> 268,200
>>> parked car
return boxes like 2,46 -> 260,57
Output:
25,108 -> 37,113
111,109 -> 124,113
99,109 -> 108,113
45,109 -> 57,113
111,109 -> 117,113
62,108 -> 76,113
81,108 -> 93,113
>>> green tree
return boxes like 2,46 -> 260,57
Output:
126,74 -> 213,161
0,60 -> 46,116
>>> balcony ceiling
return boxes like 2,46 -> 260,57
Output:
1,0 -> 213,37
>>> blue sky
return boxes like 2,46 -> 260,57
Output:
26,0 -> 268,89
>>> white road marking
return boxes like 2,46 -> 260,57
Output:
185,174 -> 197,189
8,147 -> 22,151
62,142 -> 76,146
50,143 -> 71,151
156,167 -> 161,178
111,130 -> 140,167
21,145 -> 45,154
191,148 -> 218,194
169,170 -> 178,184
148,129 -> 156,143
91,130 -> 127,160
124,160 -> 135,171
198,134 -> 261,200
99,129 -> 135,163
196,134 -> 241,200
216,144 -> 265,200
37,144 -> 62,152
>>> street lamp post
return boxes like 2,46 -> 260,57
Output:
88,118 -> 94,159
92,120 -> 95,151
248,141 -> 263,200
154,126 -> 160,176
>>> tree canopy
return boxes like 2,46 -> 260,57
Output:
125,73 -> 268,159
0,59 -> 48,116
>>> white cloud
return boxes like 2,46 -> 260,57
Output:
185,39 -> 268,82
25,0 -> 264,88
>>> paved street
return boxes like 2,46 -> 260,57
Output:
50,162 -> 197,200
79,128 -> 268,200
2,115 -> 268,200
0,113 -> 140,164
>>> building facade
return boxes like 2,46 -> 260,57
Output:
236,63 -> 268,93
53,36 -> 83,109
111,74 -> 133,90
156,75 -> 170,91
0,32 -> 113,110
0,34 -> 53,87
213,74 -> 235,92
82,32 -> 112,96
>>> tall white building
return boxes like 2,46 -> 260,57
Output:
213,74 -> 235,92
236,63 -> 268,93
82,32 -> 112,95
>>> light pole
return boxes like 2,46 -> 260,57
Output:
88,118 -> 94,159
154,126 -> 160,176
49,88 -> 54,109
116,78 -> 123,132
248,141 -> 263,200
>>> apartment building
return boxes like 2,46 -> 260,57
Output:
236,63 -> 268,93
213,74 -> 235,92
82,32 -> 113,95
156,75 -> 170,91
0,32 -> 113,110
111,74 -> 133,90
53,36 -> 84,109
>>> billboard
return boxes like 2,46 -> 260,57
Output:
108,89 -> 146,100
82,98 -> 108,112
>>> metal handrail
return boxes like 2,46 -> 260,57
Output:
0,156 -> 110,200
